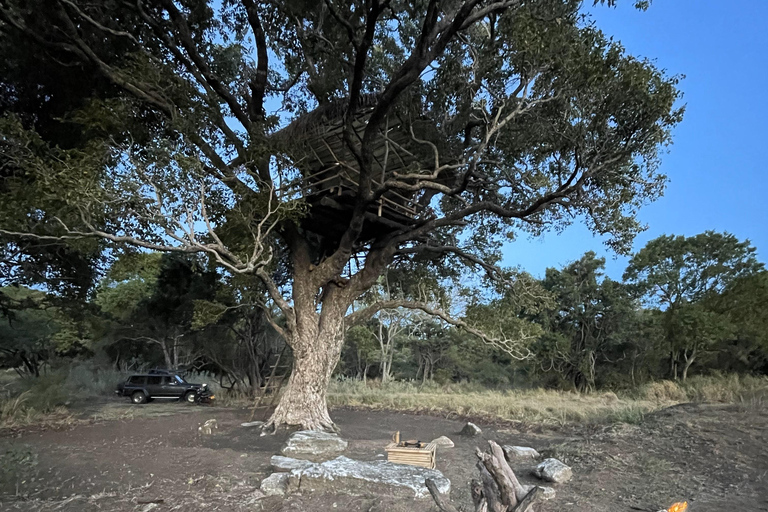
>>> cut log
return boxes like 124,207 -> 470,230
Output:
429,444 -> 546,512
471,478 -> 488,512
511,487 -> 542,512
475,455 -> 505,512
425,478 -> 459,512
476,445 -> 519,509
489,440 -> 528,502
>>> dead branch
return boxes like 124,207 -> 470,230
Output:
511,487 -> 541,512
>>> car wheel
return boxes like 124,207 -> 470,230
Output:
184,391 -> 196,404
131,391 -> 147,404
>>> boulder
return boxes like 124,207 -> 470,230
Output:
281,430 -> 348,461
533,458 -> 572,483
431,436 -> 455,448
270,455 -> 315,472
291,456 -> 450,499
260,473 -> 289,496
503,445 -> 540,460
460,422 -> 482,436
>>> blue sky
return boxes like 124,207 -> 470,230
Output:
501,1 -> 768,279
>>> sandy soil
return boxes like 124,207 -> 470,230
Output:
0,400 -> 766,511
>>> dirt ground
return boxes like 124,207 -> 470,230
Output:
0,399 -> 766,512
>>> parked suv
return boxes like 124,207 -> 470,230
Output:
116,372 -> 204,404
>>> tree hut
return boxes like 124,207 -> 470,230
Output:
274,96 -> 453,251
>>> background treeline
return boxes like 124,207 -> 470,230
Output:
1,231 -> 766,395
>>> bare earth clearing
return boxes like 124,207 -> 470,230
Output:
1,401 -> 766,512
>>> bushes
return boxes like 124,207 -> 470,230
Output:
0,362 -> 128,427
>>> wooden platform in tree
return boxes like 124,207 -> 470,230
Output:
273,95 -> 453,246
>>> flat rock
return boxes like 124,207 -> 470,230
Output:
460,422 -> 482,436
503,445 -> 540,460
431,436 -> 454,448
260,473 -> 289,496
271,455 -> 315,472
241,421 -> 264,428
281,430 -> 349,461
533,458 -> 572,483
291,456 -> 450,499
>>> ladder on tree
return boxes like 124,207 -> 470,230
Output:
248,344 -> 291,422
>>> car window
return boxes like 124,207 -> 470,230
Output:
128,376 -> 145,385
174,375 -> 185,384
146,376 -> 162,385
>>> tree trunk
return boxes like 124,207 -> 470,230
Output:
159,339 -> 173,370
265,315 -> 345,431
681,347 -> 696,381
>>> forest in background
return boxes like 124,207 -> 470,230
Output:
2,229 -> 765,398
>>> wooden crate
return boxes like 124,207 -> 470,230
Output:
385,441 -> 437,469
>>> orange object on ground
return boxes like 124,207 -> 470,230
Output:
667,502 -> 688,512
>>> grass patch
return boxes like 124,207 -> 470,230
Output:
327,379 -> 668,426
328,374 -> 768,427
0,362 -> 126,428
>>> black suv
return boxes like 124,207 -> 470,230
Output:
116,371 -> 204,404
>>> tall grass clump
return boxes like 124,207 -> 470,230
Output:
680,373 -> 768,403
639,380 -> 687,402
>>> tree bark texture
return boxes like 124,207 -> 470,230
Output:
265,327 -> 344,431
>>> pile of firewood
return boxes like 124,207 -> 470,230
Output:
426,440 -> 543,512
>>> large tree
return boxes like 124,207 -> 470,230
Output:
624,232 -> 763,379
0,0 -> 681,429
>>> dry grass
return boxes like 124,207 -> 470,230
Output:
327,379 -> 668,426
3,363 -> 766,430
328,374 -> 768,426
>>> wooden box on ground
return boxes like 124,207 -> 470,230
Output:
385,441 -> 437,469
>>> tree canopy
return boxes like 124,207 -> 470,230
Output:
0,0 -> 683,429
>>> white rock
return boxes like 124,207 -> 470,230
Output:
460,422 -> 482,436
290,456 -> 450,499
431,436 -> 455,448
503,445 -> 540,460
281,430 -> 349,461
260,473 -> 289,496
271,455 -> 315,472
533,458 -> 572,483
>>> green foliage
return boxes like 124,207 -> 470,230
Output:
534,252 -> 640,390
624,231 -> 763,307
624,232 -> 763,379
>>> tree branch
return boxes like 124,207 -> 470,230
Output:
345,299 -> 534,359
